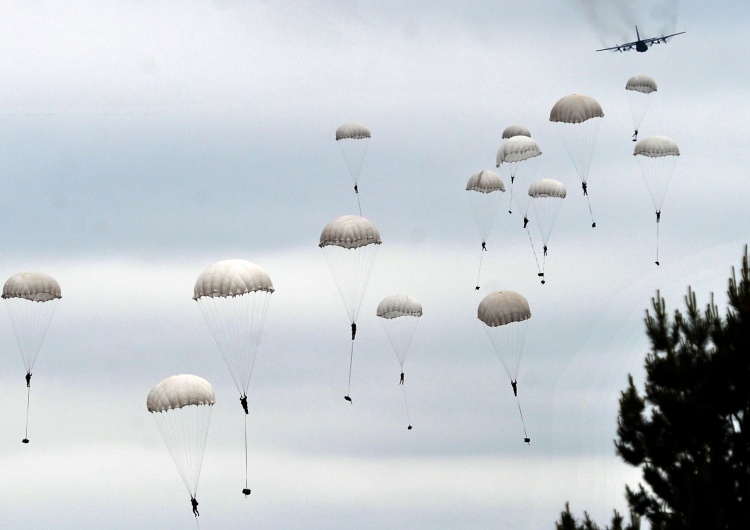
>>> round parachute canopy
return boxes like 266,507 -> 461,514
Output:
3,271 -> 61,302
376,294 -> 423,319
529,179 -> 567,246
529,178 -> 567,199
319,215 -> 381,324
319,215 -> 382,249
634,135 -> 680,158
336,122 -> 371,186
549,94 -> 604,124
194,260 -> 274,396
478,291 -> 531,327
193,259 -> 274,300
477,291 -> 531,382
496,136 -> 542,166
377,294 -> 422,367
147,374 -> 216,412
502,125 -> 531,139
3,271 -> 61,375
466,170 -> 505,244
634,135 -> 680,212
147,374 -> 215,498
626,74 -> 658,94
466,170 -> 505,193
336,122 -> 371,141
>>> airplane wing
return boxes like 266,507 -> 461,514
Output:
640,31 -> 686,47
596,41 -> 636,52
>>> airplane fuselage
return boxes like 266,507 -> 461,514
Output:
635,40 -> 648,52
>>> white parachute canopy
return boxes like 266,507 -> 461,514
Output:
477,291 -> 531,382
148,374 -> 215,499
336,122 -> 371,186
626,75 -> 657,137
502,124 -> 531,139
2,271 -> 61,375
496,135 -> 542,218
633,135 -> 680,214
528,179 -> 567,246
319,215 -> 382,325
376,294 -> 423,367
194,260 -> 274,399
466,170 -> 505,244
550,93 -> 603,226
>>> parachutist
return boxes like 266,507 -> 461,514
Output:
591,222 -> 596,228
351,322 -> 357,340
399,372 -> 404,385
543,245 -> 548,257
242,488 -> 251,496
524,437 -> 531,444
656,210 -> 661,223
240,395 -> 249,415
656,261 -> 660,266
632,130 -> 638,141
354,184 -> 359,194
407,425 -> 412,430
523,217 -> 529,229
191,497 -> 199,517
511,380 -> 518,397
25,372 -> 32,388
344,395 -> 352,403
581,182 -> 588,196
481,241 -> 487,251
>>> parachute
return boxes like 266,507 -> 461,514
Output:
634,135 -> 680,265
495,135 -> 542,219
502,124 -> 531,139
377,294 -> 423,430
626,75 -> 657,141
320,215 -> 381,402
528,179 -> 567,283
549,93 -> 604,227
194,259 -> 273,495
336,122 -> 372,215
2,271 -> 61,444
148,374 -> 215,521
477,290 -> 532,443
465,170 -> 505,290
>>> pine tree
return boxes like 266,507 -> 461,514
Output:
557,246 -> 750,529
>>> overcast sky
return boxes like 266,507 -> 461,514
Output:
0,1 -> 748,528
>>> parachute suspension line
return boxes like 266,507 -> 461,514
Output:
508,177 -> 515,214
516,396 -> 530,444
582,186 -> 596,228
402,383 -> 413,430
475,244 -> 485,290
23,374 -> 31,444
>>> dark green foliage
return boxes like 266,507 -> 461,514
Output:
557,247 -> 750,530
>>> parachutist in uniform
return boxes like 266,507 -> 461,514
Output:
581,182 -> 588,196
240,395 -> 249,415
523,217 -> 529,229
481,241 -> 487,251
191,497 -> 199,517
25,372 -> 32,388
399,372 -> 404,385
511,380 -> 518,397
632,130 -> 638,142
656,210 -> 661,223
354,184 -> 359,194
351,322 -> 357,340
543,245 -> 548,257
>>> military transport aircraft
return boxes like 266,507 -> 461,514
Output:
596,26 -> 685,53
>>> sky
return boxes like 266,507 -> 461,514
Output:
0,0 -> 748,528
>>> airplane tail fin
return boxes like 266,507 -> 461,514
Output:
635,26 -> 640,40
